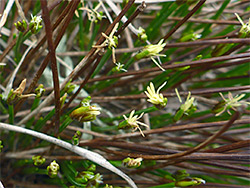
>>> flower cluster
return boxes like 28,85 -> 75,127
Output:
174,90 -> 197,122
145,82 -> 168,109
29,14 -> 43,34
135,39 -> 166,71
122,157 -> 143,168
213,92 -> 250,116
93,23 -> 119,64
118,110 -> 149,137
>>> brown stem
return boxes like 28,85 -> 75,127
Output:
14,0 -> 76,114
116,1 -> 146,36
40,0 -> 61,135
163,0 -> 206,40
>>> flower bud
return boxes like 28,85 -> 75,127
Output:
172,170 -> 189,181
60,93 -> 67,109
32,155 -> 46,166
0,140 -> 3,152
71,131 -> 81,145
34,84 -> 45,98
180,33 -> 201,42
47,160 -> 59,178
64,80 -> 76,94
138,27 -> 148,42
70,106 -> 101,122
14,19 -> 27,32
80,96 -> 92,107
175,177 -> 205,187
87,164 -> 96,172
7,79 -> 35,105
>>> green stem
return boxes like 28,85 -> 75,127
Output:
8,104 -> 14,124
0,100 -> 8,114
14,32 -> 24,62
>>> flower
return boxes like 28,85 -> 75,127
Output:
179,92 -> 195,112
135,39 -> 167,71
79,3 -> 106,23
235,13 -> 250,38
144,39 -> 166,57
30,14 -> 42,29
93,23 -> 119,63
29,14 -> 42,34
101,23 -> 119,49
122,157 -> 143,168
113,62 -> 127,72
145,82 -> 168,109
214,92 -> 250,116
71,131 -> 81,145
118,110 -> 149,137
174,90 -> 197,122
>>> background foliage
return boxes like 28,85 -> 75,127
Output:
0,0 -> 249,187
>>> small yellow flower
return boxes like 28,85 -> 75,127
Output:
235,13 -> 250,38
145,82 -> 168,108
145,39 -> 166,57
29,14 -> 43,34
79,3 -> 106,23
135,39 -> 167,71
118,110 -> 149,137
179,92 -> 195,112
93,23 -> 119,63
114,62 -> 127,72
122,157 -> 143,168
214,92 -> 250,116
174,89 -> 197,122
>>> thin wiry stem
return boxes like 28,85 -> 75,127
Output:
14,0 -> 74,114
163,0 -> 206,40
17,1 -> 80,126
40,0 -> 61,135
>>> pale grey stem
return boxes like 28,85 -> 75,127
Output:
0,122 -> 137,188
0,181 -> 4,188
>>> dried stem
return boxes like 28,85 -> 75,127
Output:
40,0 -> 61,135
